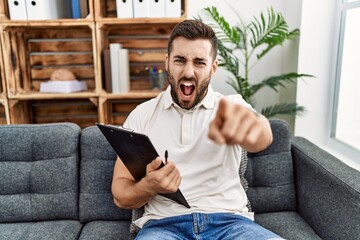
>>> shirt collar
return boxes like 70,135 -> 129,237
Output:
163,85 -> 216,110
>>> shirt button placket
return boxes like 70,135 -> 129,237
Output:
181,112 -> 192,145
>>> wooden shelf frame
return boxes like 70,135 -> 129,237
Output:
99,90 -> 160,99
0,32 -> 8,125
0,0 -> 187,127
0,32 -> 6,100
1,19 -> 95,29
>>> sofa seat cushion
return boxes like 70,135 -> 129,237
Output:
79,126 -> 132,222
78,220 -> 134,240
0,220 -> 82,240
255,211 -> 321,240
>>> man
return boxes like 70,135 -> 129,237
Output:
111,19 -> 282,239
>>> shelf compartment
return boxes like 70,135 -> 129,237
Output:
99,97 -> 151,125
94,0 -> 187,20
2,24 -> 98,98
8,98 -> 99,128
97,22 -> 177,93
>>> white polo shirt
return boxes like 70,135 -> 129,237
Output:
123,85 -> 254,228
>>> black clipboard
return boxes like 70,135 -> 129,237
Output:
96,123 -> 190,208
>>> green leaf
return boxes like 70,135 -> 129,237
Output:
249,7 -> 290,60
217,40 -> 239,76
202,7 -> 241,47
251,73 -> 314,95
226,79 -> 240,93
261,103 -> 306,118
288,29 -> 300,40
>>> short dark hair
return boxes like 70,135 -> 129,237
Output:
167,19 -> 218,60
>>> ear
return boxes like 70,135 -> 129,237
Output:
165,54 -> 169,71
211,59 -> 218,75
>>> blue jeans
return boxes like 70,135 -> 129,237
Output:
135,212 -> 284,240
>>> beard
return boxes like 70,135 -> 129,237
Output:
167,70 -> 212,110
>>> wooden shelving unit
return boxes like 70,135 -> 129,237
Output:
0,34 -> 5,99
0,0 -> 187,127
0,34 -> 9,124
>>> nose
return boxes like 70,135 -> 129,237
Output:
183,62 -> 195,79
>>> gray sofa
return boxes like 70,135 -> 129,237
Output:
0,120 -> 359,240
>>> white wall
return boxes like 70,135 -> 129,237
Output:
187,0 -> 302,132
296,0 -> 338,143
296,0 -> 360,169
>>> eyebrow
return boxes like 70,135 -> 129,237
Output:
173,55 -> 186,60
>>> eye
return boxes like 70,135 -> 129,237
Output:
195,60 -> 206,66
174,58 -> 185,64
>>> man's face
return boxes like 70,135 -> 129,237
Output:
166,37 -> 218,110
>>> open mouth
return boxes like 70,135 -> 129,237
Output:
180,82 -> 195,96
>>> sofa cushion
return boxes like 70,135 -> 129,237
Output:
245,119 -> 296,213
79,126 -> 132,222
0,123 -> 80,222
79,221 -> 134,240
0,220 -> 82,240
255,211 -> 321,240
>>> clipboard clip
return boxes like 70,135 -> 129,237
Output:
119,126 -> 134,132
96,122 -> 134,132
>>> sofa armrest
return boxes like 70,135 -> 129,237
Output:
291,137 -> 360,240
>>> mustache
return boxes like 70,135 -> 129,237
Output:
178,76 -> 197,83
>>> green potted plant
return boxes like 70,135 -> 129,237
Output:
198,6 -> 313,118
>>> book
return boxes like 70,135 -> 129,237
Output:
133,0 -> 149,18
165,0 -> 181,18
118,48 -> 130,94
149,0 -> 165,18
8,0 -> 28,20
116,0 -> 134,18
102,49 -> 112,93
80,0 -> 89,18
26,0 -> 72,20
71,0 -> 81,18
110,43 -> 121,93
40,80 -> 87,93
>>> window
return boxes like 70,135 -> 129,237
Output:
332,0 -> 360,151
